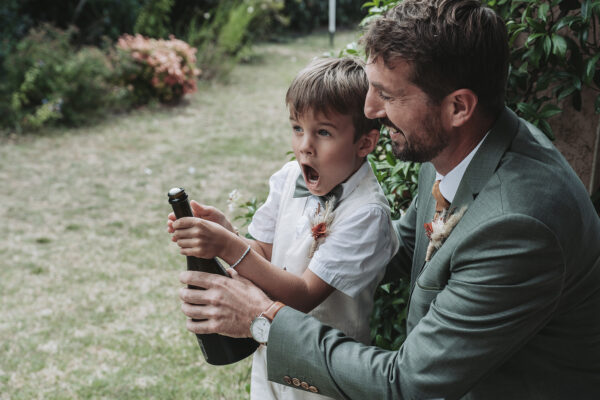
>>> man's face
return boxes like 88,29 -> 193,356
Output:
364,57 -> 449,163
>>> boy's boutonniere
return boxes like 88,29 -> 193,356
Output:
308,200 -> 335,258
424,207 -> 466,262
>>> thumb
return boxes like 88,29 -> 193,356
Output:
190,200 -> 209,218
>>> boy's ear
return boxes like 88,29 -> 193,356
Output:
356,128 -> 380,157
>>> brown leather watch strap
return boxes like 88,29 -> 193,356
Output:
263,301 -> 285,322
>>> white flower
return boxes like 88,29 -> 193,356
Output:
227,189 -> 240,212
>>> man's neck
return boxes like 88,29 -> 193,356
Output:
432,113 -> 494,175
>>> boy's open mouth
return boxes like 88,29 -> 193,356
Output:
302,164 -> 320,186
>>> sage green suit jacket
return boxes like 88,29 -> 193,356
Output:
266,108 -> 600,399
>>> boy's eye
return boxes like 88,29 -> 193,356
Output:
317,129 -> 331,137
378,91 -> 393,101
292,125 -> 303,133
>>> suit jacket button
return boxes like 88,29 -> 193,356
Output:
301,381 -> 309,389
309,386 -> 318,393
283,376 -> 292,385
292,378 -> 301,386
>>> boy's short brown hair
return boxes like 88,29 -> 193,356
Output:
286,57 -> 380,141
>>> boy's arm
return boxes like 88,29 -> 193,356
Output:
233,245 -> 334,313
172,217 -> 333,313
246,239 -> 273,262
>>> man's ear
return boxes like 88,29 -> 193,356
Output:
443,89 -> 478,128
357,128 -> 380,157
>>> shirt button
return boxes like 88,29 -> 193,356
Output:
309,386 -> 319,393
292,378 -> 301,387
283,376 -> 292,385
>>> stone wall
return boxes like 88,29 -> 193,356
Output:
551,88 -> 600,196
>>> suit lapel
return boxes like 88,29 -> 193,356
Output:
415,107 -> 521,272
451,107 -> 520,211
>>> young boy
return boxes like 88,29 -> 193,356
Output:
168,57 -> 399,400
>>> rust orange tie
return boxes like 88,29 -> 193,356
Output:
432,180 -> 450,219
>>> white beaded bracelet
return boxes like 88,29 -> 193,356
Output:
230,245 -> 251,269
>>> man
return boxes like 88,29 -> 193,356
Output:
175,0 -> 600,398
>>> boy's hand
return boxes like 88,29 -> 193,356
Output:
171,217 -> 238,259
167,200 -> 235,234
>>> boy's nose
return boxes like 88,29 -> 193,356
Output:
364,86 -> 385,119
299,136 -> 314,154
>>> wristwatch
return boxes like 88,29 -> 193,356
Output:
250,301 -> 285,345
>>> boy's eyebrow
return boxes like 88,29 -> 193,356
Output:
289,117 -> 338,128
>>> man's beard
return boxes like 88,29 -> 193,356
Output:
381,116 -> 448,163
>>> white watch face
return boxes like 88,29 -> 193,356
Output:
251,316 -> 270,344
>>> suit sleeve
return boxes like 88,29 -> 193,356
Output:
266,214 -> 564,400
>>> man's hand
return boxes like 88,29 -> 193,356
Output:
179,269 -> 273,338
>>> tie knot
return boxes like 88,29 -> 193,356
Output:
432,180 -> 450,214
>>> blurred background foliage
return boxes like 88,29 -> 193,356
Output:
0,0 -> 367,132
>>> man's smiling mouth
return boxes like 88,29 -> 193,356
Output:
379,118 -> 402,135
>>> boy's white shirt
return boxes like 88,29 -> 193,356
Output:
249,160 -> 399,400
248,160 -> 399,298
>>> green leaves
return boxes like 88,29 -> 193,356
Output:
489,0 -> 600,140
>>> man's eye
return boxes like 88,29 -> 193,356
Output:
317,129 -> 331,137
378,91 -> 393,101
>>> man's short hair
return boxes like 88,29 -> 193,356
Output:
362,0 -> 509,116
286,57 -> 380,141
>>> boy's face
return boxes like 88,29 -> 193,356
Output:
291,110 -> 365,196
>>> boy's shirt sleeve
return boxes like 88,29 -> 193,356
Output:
247,162 -> 294,244
308,204 -> 399,298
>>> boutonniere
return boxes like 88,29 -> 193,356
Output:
424,207 -> 466,262
308,200 -> 335,258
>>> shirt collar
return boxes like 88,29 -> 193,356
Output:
435,133 -> 489,203
338,160 -> 370,203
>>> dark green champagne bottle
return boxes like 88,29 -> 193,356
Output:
168,187 -> 258,365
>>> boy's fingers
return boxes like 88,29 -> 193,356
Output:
172,216 -> 198,230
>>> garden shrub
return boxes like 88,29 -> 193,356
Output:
134,0 -> 174,39
116,33 -> 200,104
5,0 -> 143,46
2,24 -> 121,131
184,0 -> 284,80
274,0 -> 367,34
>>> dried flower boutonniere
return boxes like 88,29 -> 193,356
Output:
424,207 -> 467,262
308,200 -> 335,258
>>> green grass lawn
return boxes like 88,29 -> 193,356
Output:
0,30 -> 360,399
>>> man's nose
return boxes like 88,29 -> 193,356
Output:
364,86 -> 385,119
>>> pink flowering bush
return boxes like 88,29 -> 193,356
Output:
117,34 -> 200,104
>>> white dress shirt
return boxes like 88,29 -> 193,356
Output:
436,133 -> 489,203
